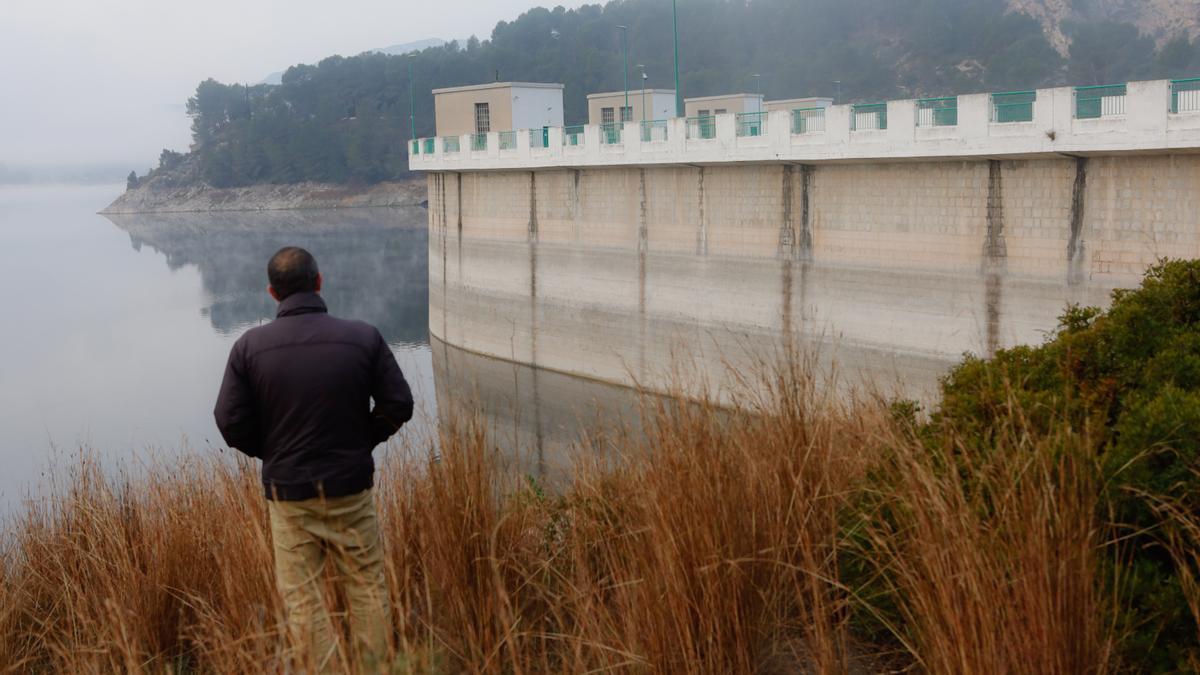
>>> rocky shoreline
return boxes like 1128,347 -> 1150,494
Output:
101,179 -> 426,214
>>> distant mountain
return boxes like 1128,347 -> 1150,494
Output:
375,38 -> 449,56
259,38 -> 459,84
1011,0 -> 1200,54
152,0 -> 1200,191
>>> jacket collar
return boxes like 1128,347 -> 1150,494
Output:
276,291 -> 328,318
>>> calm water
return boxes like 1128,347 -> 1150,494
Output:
0,184 -> 437,506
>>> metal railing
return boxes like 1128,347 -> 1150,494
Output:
498,131 -> 517,151
851,103 -> 887,131
641,119 -> 669,143
1075,84 -> 1126,119
686,116 -> 716,140
442,136 -> 460,154
529,128 -> 549,149
600,122 -> 622,145
1171,78 -> 1200,114
736,111 -> 767,137
564,125 -> 585,147
791,107 -> 826,134
422,137 -> 435,155
470,133 -> 488,152
916,97 -> 957,127
991,91 -> 1036,123
410,140 -> 419,155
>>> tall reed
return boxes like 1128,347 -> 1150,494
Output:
0,362 -> 1180,673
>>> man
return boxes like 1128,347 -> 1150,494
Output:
214,246 -> 414,672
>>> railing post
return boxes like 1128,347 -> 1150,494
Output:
1128,80 -> 1169,135
768,110 -> 789,148
959,93 -> 989,140
669,117 -> 687,158
625,120 -> 640,161
716,113 -> 736,146
888,99 -> 916,143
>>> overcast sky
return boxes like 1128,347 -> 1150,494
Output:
0,0 -> 587,172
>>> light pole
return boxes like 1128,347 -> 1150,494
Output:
618,25 -> 629,122
637,64 -> 648,122
408,59 -> 416,141
672,0 -> 681,118
752,73 -> 761,112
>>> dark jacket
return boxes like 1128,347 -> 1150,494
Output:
214,292 -> 414,500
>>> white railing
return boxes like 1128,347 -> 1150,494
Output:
410,79 -> 1200,171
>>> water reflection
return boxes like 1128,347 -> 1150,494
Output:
431,335 -> 643,483
104,208 -> 429,344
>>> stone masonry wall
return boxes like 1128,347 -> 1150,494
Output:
428,155 -> 1200,399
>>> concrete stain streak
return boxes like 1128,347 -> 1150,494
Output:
799,165 -> 813,262
780,165 -> 795,257
439,173 -> 448,341
696,167 -> 708,256
572,169 -> 582,243
638,168 -> 648,380
1068,157 -> 1089,285
456,173 -> 463,286
528,170 -> 544,474
984,160 -> 1007,356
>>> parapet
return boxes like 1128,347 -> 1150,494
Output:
409,78 -> 1200,171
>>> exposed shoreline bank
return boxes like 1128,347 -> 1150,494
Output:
100,179 -> 426,214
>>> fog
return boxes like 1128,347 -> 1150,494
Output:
0,0 -> 587,179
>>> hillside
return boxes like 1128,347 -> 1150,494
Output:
125,0 -> 1200,195
1012,0 -> 1200,53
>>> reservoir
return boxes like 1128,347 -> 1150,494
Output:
0,184 -> 640,508
0,185 -> 439,507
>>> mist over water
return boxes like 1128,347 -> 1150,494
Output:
0,185 -> 435,507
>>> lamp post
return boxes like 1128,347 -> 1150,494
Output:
618,25 -> 629,123
408,59 -> 416,141
637,64 -> 648,122
672,0 -> 681,118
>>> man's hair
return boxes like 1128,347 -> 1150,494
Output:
267,247 -> 320,300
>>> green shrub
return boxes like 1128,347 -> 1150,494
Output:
935,259 -> 1200,671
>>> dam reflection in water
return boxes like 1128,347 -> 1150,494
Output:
102,206 -> 633,483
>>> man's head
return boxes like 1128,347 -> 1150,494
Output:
267,246 -> 322,302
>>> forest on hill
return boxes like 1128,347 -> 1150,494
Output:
136,0 -> 1200,188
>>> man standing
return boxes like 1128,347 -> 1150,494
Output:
214,246 -> 413,672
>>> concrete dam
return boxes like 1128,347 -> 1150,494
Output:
415,79 -> 1200,402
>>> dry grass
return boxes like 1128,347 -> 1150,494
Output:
0,362 -> 1156,673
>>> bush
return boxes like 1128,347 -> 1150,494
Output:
935,259 -> 1200,671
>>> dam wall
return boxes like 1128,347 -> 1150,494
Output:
426,154 -> 1200,401
418,78 -> 1200,401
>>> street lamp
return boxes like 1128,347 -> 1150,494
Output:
618,25 -> 629,123
672,0 -> 682,118
637,64 -> 648,122
408,58 -> 416,141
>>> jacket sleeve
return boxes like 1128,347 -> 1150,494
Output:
369,330 -> 415,444
213,338 -> 262,458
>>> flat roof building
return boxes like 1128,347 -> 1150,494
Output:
433,82 -> 565,137
764,97 -> 834,112
587,89 -> 677,126
683,93 -> 764,118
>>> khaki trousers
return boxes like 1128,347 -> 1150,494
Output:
268,488 -> 390,672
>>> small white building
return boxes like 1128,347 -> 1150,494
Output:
764,97 -> 834,113
433,82 -> 565,137
587,89 -> 678,126
683,93 -> 765,118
